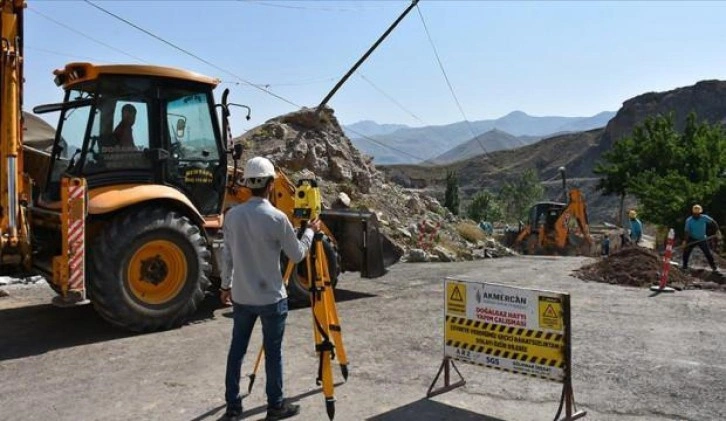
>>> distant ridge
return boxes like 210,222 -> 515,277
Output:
343,110 -> 615,164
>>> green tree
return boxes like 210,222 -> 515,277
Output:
467,190 -> 503,222
497,169 -> 544,221
594,136 -> 638,225
444,170 -> 460,215
595,112 -> 726,240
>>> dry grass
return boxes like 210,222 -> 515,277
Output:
456,221 -> 486,243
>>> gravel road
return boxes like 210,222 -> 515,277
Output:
1,256 -> 724,421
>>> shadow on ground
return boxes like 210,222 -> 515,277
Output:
0,286 -> 375,361
0,291 -> 221,361
367,399 -> 507,421
189,383 -> 344,421
220,288 -> 378,318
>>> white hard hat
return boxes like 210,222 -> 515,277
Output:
243,157 -> 276,188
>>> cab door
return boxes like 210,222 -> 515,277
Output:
162,89 -> 225,215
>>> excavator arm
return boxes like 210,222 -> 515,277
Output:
0,0 -> 31,269
554,189 -> 591,252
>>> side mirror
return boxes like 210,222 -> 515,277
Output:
176,118 -> 186,139
232,143 -> 243,160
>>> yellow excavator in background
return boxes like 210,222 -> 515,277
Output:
3,1 -> 393,331
509,167 -> 592,256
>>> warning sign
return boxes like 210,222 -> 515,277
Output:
446,282 -> 466,315
539,296 -> 563,331
443,278 -> 568,382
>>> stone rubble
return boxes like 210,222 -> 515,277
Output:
233,107 -> 516,263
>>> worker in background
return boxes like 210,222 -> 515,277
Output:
628,210 -> 643,245
478,220 -> 493,236
682,204 -> 720,273
113,103 -> 137,148
601,234 -> 610,256
220,156 -> 320,420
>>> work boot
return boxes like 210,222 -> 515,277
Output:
223,405 -> 242,420
265,400 -> 300,420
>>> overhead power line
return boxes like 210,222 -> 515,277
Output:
28,7 -> 147,63
83,0 -> 301,109
80,1 -> 437,166
358,73 -> 425,125
358,73 -> 451,145
26,45 -> 103,62
344,126 -> 435,166
416,4 -> 493,161
239,0 -> 399,12
75,1 -> 450,167
222,75 -> 338,89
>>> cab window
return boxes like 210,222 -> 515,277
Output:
166,93 -> 219,160
86,100 -> 152,173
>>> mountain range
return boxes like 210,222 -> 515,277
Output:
343,110 -> 616,165
379,79 -> 726,223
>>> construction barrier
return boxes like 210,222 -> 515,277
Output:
428,278 -> 586,420
651,228 -> 676,293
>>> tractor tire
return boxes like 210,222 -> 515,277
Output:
283,235 -> 339,305
88,207 -> 211,332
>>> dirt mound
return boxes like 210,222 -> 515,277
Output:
233,107 -> 513,262
574,247 -> 691,287
574,246 -> 726,291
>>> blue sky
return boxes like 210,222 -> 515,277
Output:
24,1 -> 726,135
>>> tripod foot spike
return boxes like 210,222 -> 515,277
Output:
340,364 -> 349,381
325,398 -> 335,420
247,374 -> 256,394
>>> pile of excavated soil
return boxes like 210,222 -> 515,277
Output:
232,107 -> 513,262
574,246 -> 692,287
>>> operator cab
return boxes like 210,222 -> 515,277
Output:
34,63 -> 226,215
528,201 -> 566,234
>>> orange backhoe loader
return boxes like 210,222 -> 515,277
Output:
509,167 -> 592,256
3,1 -> 395,331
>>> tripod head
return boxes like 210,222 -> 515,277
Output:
293,178 -> 322,228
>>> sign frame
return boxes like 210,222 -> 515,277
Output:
427,278 -> 586,421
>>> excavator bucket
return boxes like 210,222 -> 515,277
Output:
320,209 -> 401,278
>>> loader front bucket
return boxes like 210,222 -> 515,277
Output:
320,209 -> 401,279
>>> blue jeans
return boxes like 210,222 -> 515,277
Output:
225,299 -> 288,410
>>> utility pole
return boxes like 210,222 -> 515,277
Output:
317,0 -> 420,111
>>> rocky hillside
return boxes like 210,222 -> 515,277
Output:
380,79 -> 726,223
234,107 -> 514,263
599,79 -> 726,153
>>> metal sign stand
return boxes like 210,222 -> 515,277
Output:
556,296 -> 587,420
426,356 -> 466,398
427,281 -> 587,420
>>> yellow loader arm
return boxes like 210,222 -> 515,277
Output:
554,189 -> 591,250
224,164 -> 397,279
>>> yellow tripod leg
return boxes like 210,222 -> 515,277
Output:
247,346 -> 264,394
310,238 -> 336,419
317,245 -> 348,381
247,260 -> 297,394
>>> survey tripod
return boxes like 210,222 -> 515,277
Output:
247,180 -> 348,420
